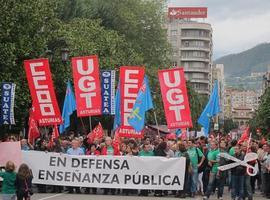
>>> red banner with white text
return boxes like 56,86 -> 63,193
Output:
158,68 -> 193,129
119,66 -> 145,138
72,55 -> 102,117
24,59 -> 62,126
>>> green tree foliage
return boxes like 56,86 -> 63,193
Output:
0,0 -> 60,131
250,88 -> 270,136
57,0 -> 170,67
223,118 -> 238,134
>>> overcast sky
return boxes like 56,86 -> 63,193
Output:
169,0 -> 270,59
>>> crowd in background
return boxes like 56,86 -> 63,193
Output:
1,130 -> 270,200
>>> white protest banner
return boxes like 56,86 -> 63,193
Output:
22,151 -> 186,190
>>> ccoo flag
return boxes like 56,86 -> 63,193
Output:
59,81 -> 77,134
128,76 -> 154,132
198,80 -> 220,135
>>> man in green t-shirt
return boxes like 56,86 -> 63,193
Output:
138,143 -> 154,196
139,144 -> 154,157
203,140 -> 226,200
187,139 -> 205,197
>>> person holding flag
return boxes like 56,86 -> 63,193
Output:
128,76 -> 154,132
59,81 -> 76,134
198,80 -> 220,136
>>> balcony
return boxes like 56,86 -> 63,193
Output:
181,34 -> 211,41
197,89 -> 210,95
189,78 -> 209,84
184,67 -> 210,73
181,56 -> 210,62
180,46 -> 210,52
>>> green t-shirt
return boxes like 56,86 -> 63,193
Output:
0,171 -> 16,194
187,147 -> 203,169
207,149 -> 220,173
229,147 -> 235,156
107,146 -> 114,156
139,150 -> 154,157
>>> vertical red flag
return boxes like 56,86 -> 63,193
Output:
158,68 -> 193,129
72,55 -> 102,117
238,127 -> 250,144
118,66 -> 145,138
24,59 -> 62,126
51,125 -> 59,141
87,122 -> 104,143
28,107 -> 40,144
112,130 -> 121,152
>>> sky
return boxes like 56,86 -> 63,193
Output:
169,0 -> 270,59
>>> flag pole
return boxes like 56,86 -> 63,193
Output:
89,116 -> 92,132
153,111 -> 160,136
80,118 -> 86,132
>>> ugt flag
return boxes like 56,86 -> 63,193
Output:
0,82 -> 16,125
128,76 -> 153,132
59,81 -> 77,134
198,80 -> 220,135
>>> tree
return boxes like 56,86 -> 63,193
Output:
0,0 -> 60,132
223,118 -> 238,134
250,88 -> 270,136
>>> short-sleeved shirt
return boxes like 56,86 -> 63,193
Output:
229,147 -> 235,156
0,171 -> 16,194
107,146 -> 114,156
187,147 -> 203,169
207,149 -> 220,173
139,150 -> 154,157
67,147 -> 85,155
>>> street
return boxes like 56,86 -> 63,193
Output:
31,191 -> 265,200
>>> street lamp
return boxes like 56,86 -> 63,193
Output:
61,48 -> 70,62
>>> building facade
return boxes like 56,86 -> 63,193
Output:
224,88 -> 261,126
167,19 -> 213,95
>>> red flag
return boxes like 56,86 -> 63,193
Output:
118,66 -> 145,138
261,137 -> 267,145
48,125 -> 59,148
166,133 -> 176,140
238,127 -> 250,144
28,107 -> 40,144
112,130 -> 121,152
87,122 -> 104,144
24,59 -> 62,126
158,68 -> 193,129
72,55 -> 102,117
51,125 -> 59,141
180,129 -> 187,140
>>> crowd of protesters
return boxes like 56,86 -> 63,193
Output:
1,130 -> 270,199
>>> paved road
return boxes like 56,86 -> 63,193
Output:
31,191 -> 265,200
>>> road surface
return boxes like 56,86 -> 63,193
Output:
30,191 -> 265,200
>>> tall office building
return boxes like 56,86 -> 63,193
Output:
167,7 -> 212,95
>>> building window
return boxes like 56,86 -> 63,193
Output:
172,61 -> 177,67
171,30 -> 178,36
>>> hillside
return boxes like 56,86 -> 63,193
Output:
214,43 -> 270,77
